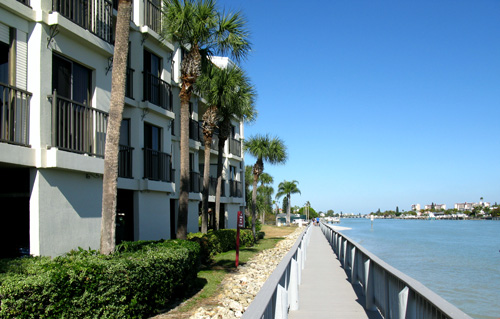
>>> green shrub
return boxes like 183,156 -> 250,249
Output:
188,229 -> 255,264
0,240 -> 200,318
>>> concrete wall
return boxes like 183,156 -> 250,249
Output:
31,169 -> 102,256
136,191 -> 171,240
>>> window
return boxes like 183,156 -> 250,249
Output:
0,41 -> 8,84
120,119 -> 130,146
144,50 -> 161,77
144,122 -> 161,151
52,54 -> 91,104
230,165 -> 237,180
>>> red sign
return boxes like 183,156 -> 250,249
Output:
237,211 -> 245,228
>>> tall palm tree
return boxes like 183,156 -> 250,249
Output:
258,173 -> 273,223
100,0 -> 132,255
244,134 -> 287,238
276,180 -> 301,226
213,68 -> 256,230
161,0 -> 250,239
195,63 -> 255,232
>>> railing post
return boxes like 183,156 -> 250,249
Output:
398,286 -> 409,319
351,246 -> 357,284
51,90 -> 57,148
289,253 -> 299,311
364,258 -> 376,311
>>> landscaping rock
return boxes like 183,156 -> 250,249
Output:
189,226 -> 305,319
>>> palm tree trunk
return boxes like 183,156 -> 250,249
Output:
201,135 -> 212,233
251,173 -> 259,239
215,136 -> 226,230
100,0 -> 131,255
177,45 -> 201,239
177,95 -> 190,239
286,194 -> 291,225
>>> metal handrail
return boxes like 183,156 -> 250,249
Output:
49,90 -> 108,157
242,225 -> 311,319
143,71 -> 172,110
0,82 -> 32,147
320,223 -> 472,319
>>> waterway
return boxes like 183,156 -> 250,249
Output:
337,218 -> 500,319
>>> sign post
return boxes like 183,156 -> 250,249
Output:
236,211 -> 244,267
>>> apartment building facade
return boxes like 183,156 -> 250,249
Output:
0,0 -> 246,257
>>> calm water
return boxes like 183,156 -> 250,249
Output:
337,219 -> 500,319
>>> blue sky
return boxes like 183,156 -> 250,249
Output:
218,0 -> 500,214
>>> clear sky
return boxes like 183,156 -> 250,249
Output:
218,0 -> 500,214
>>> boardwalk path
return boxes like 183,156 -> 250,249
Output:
288,225 -> 381,319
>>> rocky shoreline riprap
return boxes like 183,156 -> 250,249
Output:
189,226 -> 305,319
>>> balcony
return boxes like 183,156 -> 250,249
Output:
208,176 -> 225,196
49,90 -> 108,157
190,171 -> 201,193
0,83 -> 32,147
189,119 -> 202,142
229,180 -> 243,198
229,138 -> 241,157
125,67 -> 134,99
143,71 -> 172,110
52,0 -> 113,43
17,0 -> 30,6
118,144 -> 133,178
144,0 -> 161,34
143,148 -> 173,182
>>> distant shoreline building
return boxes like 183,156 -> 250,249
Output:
424,204 -> 446,210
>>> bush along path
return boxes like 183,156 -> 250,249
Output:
187,226 -> 305,319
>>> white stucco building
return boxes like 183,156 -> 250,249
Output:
0,0 -> 246,257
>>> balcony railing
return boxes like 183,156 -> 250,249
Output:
125,67 -> 134,99
229,180 -> 242,198
189,119 -> 201,142
143,148 -> 173,182
190,171 -> 201,193
49,90 -> 108,157
52,0 -> 113,43
208,176 -> 226,196
143,71 -> 172,110
0,83 -> 32,147
229,137 -> 241,157
118,144 -> 133,178
17,0 -> 30,6
144,0 -> 161,34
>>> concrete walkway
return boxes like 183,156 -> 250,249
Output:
288,225 -> 382,319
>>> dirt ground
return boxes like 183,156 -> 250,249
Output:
261,224 -> 298,238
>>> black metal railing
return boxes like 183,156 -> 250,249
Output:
143,71 -> 172,110
229,180 -> 242,198
0,83 -> 32,147
143,147 -> 173,182
52,0 -> 113,43
190,171 -> 201,193
50,90 -> 108,157
17,0 -> 31,6
229,137 -> 241,156
189,119 -> 201,142
208,176 -> 226,196
125,67 -> 134,99
118,144 -> 133,178
144,0 -> 161,34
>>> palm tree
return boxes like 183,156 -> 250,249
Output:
195,63 -> 255,232
161,0 -> 250,239
213,68 -> 256,230
257,173 -> 273,223
244,134 -> 287,238
276,180 -> 301,226
100,0 -> 132,255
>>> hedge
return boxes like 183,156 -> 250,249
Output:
0,240 -> 200,318
188,229 -> 255,264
